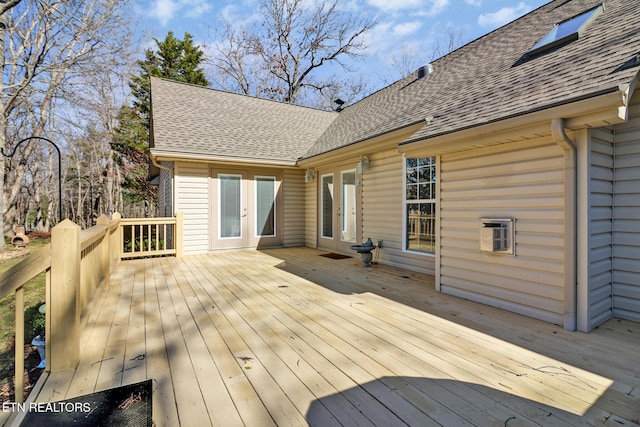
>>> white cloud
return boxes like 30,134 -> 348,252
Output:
150,0 -> 212,25
366,0 -> 448,15
393,21 -> 422,37
151,0 -> 177,25
464,0 -> 482,6
478,3 -> 531,29
366,0 -> 423,12
428,0 -> 449,16
219,4 -> 261,30
183,0 -> 212,19
360,21 -> 393,56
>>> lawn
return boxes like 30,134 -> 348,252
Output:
0,237 -> 50,403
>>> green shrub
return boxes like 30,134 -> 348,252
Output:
124,237 -> 165,252
24,301 -> 45,342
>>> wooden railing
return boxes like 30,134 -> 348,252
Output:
0,212 -> 182,411
120,212 -> 183,259
0,245 -> 51,407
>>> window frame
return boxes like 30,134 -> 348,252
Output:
320,173 -> 334,240
218,173 -> 243,240
528,4 -> 603,56
402,155 -> 437,256
254,175 -> 277,238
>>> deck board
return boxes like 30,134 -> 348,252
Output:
215,253 -> 574,426
24,248 -> 640,427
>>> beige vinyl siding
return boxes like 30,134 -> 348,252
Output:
159,161 -> 174,217
612,99 -> 640,322
304,178 -> 317,248
283,169 -> 305,247
175,162 -> 210,254
363,149 -> 435,275
587,128 -> 614,329
439,139 -> 565,324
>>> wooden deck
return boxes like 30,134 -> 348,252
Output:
26,248 -> 640,426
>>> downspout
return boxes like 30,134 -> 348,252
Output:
551,118 -> 577,331
151,155 -> 173,173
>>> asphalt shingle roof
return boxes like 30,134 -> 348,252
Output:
150,78 -> 337,164
304,0 -> 640,158
150,0 -> 640,164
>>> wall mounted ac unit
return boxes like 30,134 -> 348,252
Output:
480,218 -> 515,255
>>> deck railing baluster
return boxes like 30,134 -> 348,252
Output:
117,214 -> 182,259
15,286 -> 24,404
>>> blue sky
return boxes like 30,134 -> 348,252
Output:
132,0 -> 550,90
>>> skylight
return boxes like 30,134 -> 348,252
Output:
528,4 -> 604,56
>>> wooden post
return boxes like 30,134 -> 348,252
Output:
175,211 -> 183,258
97,214 -> 110,288
112,211 -> 122,262
47,219 -> 81,372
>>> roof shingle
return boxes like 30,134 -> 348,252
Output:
150,79 -> 337,164
304,0 -> 640,157
150,0 -> 640,164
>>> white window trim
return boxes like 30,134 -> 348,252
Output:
402,155 -> 436,257
254,175 -> 277,238
340,169 -> 357,244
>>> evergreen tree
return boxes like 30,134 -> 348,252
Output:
113,31 -> 209,215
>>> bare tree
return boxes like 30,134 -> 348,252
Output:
211,0 -> 377,107
0,0 -> 133,241
385,30 -> 466,82
59,45 -> 136,226
0,0 -> 23,248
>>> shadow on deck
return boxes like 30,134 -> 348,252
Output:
11,247 -> 639,426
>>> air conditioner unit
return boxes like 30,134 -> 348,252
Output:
480,218 -> 515,255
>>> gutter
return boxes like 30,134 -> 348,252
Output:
152,156 -> 173,173
151,150 -> 299,168
551,118 -> 577,332
551,78 -> 637,332
297,119 -> 426,167
399,88 -> 626,156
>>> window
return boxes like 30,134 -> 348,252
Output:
255,176 -> 276,237
528,4 -> 603,56
321,174 -> 334,238
219,174 -> 242,238
405,157 -> 436,254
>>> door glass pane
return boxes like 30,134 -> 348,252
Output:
321,174 -> 333,238
341,171 -> 356,242
220,175 -> 241,238
256,177 -> 275,236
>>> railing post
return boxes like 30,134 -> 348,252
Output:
176,211 -> 183,258
47,219 -> 81,372
112,212 -> 122,264
97,214 -> 110,288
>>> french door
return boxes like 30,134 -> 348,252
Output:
211,169 -> 280,249
319,168 -> 359,252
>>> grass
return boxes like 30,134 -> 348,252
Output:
0,238 -> 49,350
0,237 -> 49,402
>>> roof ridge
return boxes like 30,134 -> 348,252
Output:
151,77 -> 337,114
